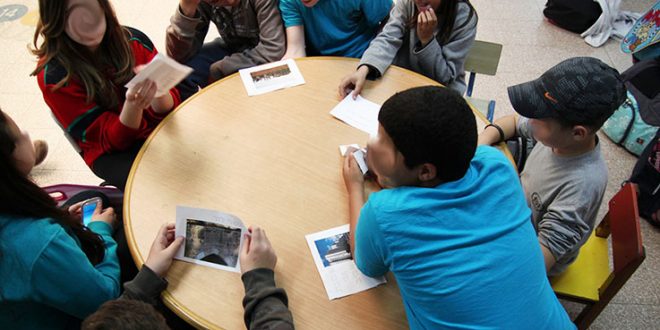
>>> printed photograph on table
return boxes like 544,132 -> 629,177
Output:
314,232 -> 353,267
239,59 -> 305,96
306,224 -> 387,300
184,219 -> 241,268
175,206 -> 247,273
250,64 -> 291,89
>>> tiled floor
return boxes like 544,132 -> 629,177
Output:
0,0 -> 658,328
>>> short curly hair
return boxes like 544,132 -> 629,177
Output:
82,299 -> 169,330
378,86 -> 477,182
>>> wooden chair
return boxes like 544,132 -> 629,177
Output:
551,183 -> 646,329
464,40 -> 503,122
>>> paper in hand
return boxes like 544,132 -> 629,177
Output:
352,149 -> 368,175
339,144 -> 361,156
125,54 -> 193,97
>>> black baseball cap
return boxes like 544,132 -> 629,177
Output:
508,57 -> 627,125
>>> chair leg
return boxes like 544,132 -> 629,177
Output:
573,301 -> 606,330
466,72 -> 476,97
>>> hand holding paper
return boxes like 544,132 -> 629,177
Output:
125,54 -> 193,97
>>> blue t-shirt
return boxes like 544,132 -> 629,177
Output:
354,146 -> 575,329
279,0 -> 392,58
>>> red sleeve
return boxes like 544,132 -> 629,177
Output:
37,68 -> 147,166
129,35 -> 182,124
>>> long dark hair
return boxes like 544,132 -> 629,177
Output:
31,0 -> 134,108
0,110 -> 105,264
408,0 -> 478,45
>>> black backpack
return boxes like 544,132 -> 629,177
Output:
629,130 -> 660,226
543,0 -> 602,33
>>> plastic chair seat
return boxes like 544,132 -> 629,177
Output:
550,230 -> 611,302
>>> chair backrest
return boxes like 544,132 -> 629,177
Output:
609,183 -> 645,274
464,40 -> 503,76
43,184 -> 123,207
49,111 -> 82,154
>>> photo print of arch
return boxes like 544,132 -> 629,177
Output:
174,206 -> 247,273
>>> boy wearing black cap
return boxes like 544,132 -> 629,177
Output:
478,57 -> 627,276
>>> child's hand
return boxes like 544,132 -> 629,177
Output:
90,204 -> 117,228
416,8 -> 438,47
67,201 -> 84,222
125,79 -> 158,112
180,0 -> 201,17
339,66 -> 370,100
343,147 -> 365,192
240,227 -> 277,274
144,223 -> 184,277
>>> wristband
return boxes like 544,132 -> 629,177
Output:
485,124 -> 505,143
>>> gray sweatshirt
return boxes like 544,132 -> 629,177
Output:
518,117 -> 608,277
166,0 -> 286,80
359,0 -> 477,94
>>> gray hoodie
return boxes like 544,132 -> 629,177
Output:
360,0 -> 477,93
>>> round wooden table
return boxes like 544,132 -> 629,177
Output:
124,57 -> 497,329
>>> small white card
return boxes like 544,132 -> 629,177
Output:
352,149 -> 368,175
330,94 -> 381,136
239,59 -> 305,96
305,224 -> 386,300
174,206 -> 247,273
125,54 -> 193,97
339,144 -> 360,156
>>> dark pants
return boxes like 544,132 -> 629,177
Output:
61,190 -> 138,286
177,38 -> 230,101
92,143 -> 143,192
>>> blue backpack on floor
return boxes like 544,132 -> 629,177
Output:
603,57 -> 660,156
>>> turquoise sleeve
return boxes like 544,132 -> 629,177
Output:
279,0 -> 303,27
30,223 -> 120,319
353,201 -> 389,277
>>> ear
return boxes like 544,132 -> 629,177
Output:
572,125 -> 589,140
418,163 -> 437,182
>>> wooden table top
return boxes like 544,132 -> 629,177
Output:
124,57 -> 497,329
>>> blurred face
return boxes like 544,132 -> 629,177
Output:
529,118 -> 579,150
300,0 -> 320,7
65,0 -> 106,49
415,0 -> 441,12
366,125 -> 420,188
4,114 -> 35,176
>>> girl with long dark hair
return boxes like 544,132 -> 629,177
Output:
0,110 -> 120,328
339,0 -> 478,97
32,0 -> 181,190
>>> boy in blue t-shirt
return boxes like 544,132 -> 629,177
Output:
279,0 -> 392,59
341,86 -> 575,329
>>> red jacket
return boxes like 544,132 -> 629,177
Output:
37,27 -> 181,167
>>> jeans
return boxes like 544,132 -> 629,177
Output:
177,38 -> 230,101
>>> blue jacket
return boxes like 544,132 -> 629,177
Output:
0,215 -> 120,329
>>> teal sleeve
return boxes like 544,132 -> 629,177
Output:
279,0 -> 303,27
30,223 -> 120,319
353,201 -> 389,277
361,0 -> 393,27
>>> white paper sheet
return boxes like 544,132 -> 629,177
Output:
305,224 -> 386,300
239,59 -> 305,96
339,144 -> 360,156
174,206 -> 247,273
352,149 -> 369,174
330,94 -> 381,136
125,54 -> 193,97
